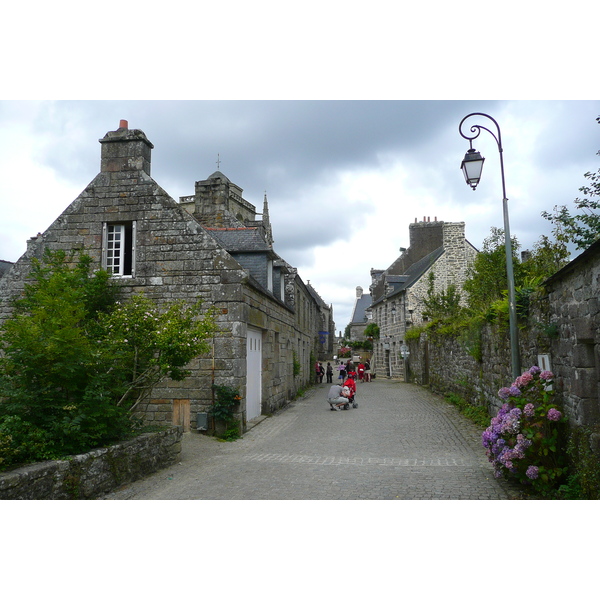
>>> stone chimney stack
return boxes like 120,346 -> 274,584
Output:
356,286 -> 363,298
99,120 -> 154,176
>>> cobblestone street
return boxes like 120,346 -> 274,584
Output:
102,378 -> 520,500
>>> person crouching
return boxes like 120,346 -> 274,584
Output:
327,384 -> 350,411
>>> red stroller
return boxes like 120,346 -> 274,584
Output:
342,374 -> 358,409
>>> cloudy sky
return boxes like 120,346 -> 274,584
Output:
1,3 -> 598,334
1,100 -> 598,330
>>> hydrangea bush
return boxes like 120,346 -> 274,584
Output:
482,366 -> 568,496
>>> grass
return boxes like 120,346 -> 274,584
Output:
443,392 -> 491,429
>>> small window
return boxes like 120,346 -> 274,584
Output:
103,222 -> 136,277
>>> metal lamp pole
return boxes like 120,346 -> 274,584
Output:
459,112 -> 521,380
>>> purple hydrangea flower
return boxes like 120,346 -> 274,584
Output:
547,408 -> 562,421
529,365 -> 541,375
508,386 -> 521,397
524,403 -> 535,417
540,370 -> 554,381
498,387 -> 512,400
526,465 -> 539,480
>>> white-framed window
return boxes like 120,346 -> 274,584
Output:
102,222 -> 136,277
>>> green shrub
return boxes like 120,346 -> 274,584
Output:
556,427 -> 600,499
0,249 -> 216,470
209,384 -> 242,441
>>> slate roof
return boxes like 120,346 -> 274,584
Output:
371,246 -> 444,305
350,292 -> 373,324
204,227 -> 272,253
0,260 -> 13,279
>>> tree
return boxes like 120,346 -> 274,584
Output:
542,116 -> 600,251
0,249 -> 216,468
422,272 -> 464,321
364,322 -> 380,339
463,227 -> 524,314
522,234 -> 570,281
96,294 -> 216,415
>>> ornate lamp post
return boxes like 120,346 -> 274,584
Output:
459,112 -> 521,380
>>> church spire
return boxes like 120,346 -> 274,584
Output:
263,192 -> 274,246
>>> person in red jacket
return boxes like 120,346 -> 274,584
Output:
357,362 -> 365,382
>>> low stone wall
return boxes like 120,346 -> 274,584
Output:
0,426 -> 182,500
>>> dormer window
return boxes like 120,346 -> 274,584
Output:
102,222 -> 136,277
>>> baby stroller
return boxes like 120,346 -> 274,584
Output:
342,375 -> 358,409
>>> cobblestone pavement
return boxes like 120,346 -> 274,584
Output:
101,378 -> 522,500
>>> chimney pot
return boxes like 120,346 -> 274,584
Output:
119,119 -> 128,129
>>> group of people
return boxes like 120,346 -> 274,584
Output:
312,357 -> 375,411
315,359 -> 373,385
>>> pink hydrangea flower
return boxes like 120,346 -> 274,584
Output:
515,372 -> 533,388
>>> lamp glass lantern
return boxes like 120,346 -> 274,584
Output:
461,148 -> 485,190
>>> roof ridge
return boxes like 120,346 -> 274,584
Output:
205,226 -> 258,231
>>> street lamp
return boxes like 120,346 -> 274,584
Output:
459,112 -> 521,380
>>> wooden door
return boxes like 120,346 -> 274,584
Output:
172,399 -> 191,432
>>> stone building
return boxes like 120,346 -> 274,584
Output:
368,217 -> 478,379
305,281 -> 335,360
346,286 -> 372,343
0,121 -> 333,432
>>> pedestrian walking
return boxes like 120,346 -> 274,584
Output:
316,362 -> 325,383
364,360 -> 371,382
326,362 -> 333,383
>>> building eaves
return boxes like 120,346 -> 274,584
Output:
544,238 -> 600,287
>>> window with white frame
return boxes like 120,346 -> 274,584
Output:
103,222 -> 136,277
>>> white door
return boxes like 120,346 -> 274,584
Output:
246,328 -> 262,420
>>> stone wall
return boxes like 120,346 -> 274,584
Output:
0,427 -> 182,500
406,241 -> 600,428
407,322 -> 541,416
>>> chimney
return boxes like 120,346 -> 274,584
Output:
99,120 -> 154,175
